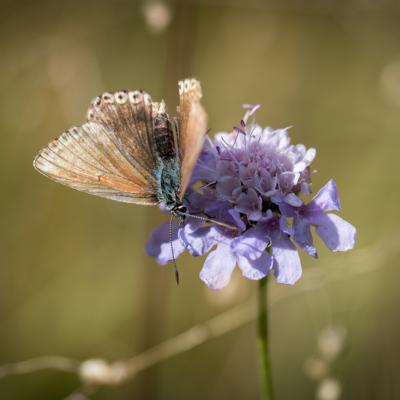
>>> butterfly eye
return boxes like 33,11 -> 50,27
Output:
179,205 -> 187,214
115,92 -> 128,104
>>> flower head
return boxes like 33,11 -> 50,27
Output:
146,105 -> 356,289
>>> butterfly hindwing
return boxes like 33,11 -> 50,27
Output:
177,79 -> 208,199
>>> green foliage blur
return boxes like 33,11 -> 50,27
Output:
0,0 -> 399,399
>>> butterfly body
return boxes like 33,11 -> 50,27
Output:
151,109 -> 185,216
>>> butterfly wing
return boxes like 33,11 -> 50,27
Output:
177,78 -> 208,199
33,91 -> 164,205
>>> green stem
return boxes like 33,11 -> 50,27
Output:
258,275 -> 274,400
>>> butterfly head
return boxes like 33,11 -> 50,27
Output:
169,203 -> 187,219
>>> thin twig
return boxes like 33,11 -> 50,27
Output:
0,356 -> 79,378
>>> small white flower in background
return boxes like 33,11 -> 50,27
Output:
318,326 -> 347,362
79,359 -> 128,386
303,356 -> 329,381
317,378 -> 342,400
143,1 -> 172,33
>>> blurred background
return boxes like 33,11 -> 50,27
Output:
0,0 -> 399,399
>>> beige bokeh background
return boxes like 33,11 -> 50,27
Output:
0,0 -> 399,399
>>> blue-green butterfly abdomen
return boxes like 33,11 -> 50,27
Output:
154,158 -> 181,211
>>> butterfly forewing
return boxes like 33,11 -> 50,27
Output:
34,90 -> 172,204
177,79 -> 208,199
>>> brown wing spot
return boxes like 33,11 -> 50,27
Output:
102,92 -> 114,103
87,110 -> 95,120
115,91 -> 128,104
129,90 -> 141,104
59,132 -> 72,145
184,80 -> 190,91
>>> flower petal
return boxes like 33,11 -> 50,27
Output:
235,188 -> 263,221
293,216 -> 317,258
243,104 -> 261,124
205,200 -> 246,231
255,170 -> 276,197
293,161 -> 307,173
305,179 -> 341,213
179,223 -> 219,257
309,213 -> 356,252
279,215 -> 294,236
216,176 -> 242,198
199,244 -> 237,290
300,181 -> 311,195
145,222 -> 186,265
237,252 -> 273,280
228,208 -> 247,231
284,193 -> 303,207
276,201 -> 296,217
303,148 -> 316,165
278,171 -> 300,193
231,225 -> 269,260
271,232 -> 302,284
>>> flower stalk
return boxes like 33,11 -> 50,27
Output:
258,275 -> 274,400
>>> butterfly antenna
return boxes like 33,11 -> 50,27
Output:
179,211 -> 238,231
169,215 -> 180,285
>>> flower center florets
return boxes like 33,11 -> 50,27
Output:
194,114 -> 315,228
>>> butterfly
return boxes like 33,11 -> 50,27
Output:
33,78 -> 207,219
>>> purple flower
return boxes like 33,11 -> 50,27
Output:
146,106 -> 356,289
